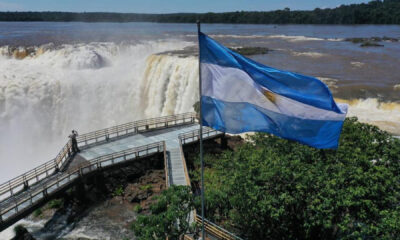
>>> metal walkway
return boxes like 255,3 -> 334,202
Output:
0,113 -> 223,232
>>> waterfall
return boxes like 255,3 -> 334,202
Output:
0,41 -> 197,183
140,54 -> 198,118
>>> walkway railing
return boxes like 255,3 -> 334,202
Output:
76,112 -> 196,149
195,215 -> 243,240
178,127 -> 226,238
0,142 -> 164,228
0,159 -> 59,202
179,127 -> 223,145
163,141 -> 170,188
0,112 -> 196,203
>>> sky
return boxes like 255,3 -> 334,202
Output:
0,0 -> 371,13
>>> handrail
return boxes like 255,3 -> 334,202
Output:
0,159 -> 58,202
0,141 -> 164,226
195,215 -> 243,240
0,112 -> 196,203
179,127 -> 223,145
163,142 -> 170,188
77,112 -> 196,146
178,128 -> 232,240
179,138 -> 192,187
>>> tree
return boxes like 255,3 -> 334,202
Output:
132,185 -> 199,240
1,1 -> 400,24
193,117 -> 400,239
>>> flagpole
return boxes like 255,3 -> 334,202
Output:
196,20 -> 205,240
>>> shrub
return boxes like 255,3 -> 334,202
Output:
48,199 -> 64,209
132,185 -> 198,239
112,185 -> 124,197
133,205 -> 143,213
33,208 -> 42,217
139,184 -> 152,193
197,117 -> 400,239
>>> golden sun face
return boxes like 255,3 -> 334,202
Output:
263,89 -> 276,103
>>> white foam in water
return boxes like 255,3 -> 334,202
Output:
318,77 -> 339,91
291,51 -> 326,58
186,34 -> 343,42
0,219 -> 46,239
337,98 -> 400,135
350,61 -> 365,68
266,34 -> 344,42
63,226 -> 109,240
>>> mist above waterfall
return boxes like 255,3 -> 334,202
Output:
0,40 -> 196,183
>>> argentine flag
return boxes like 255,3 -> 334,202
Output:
199,32 -> 348,149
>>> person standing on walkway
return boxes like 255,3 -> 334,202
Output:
69,130 -> 80,153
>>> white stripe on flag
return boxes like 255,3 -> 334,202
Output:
201,62 -> 347,121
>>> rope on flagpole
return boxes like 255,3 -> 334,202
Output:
196,20 -> 205,240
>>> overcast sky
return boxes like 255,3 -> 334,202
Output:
0,0 -> 370,13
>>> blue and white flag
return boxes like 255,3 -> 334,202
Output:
199,32 -> 348,149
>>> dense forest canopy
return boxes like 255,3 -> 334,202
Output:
188,118 -> 400,239
0,0 -> 399,24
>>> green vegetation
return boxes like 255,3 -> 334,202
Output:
189,117 -> 400,239
112,185 -> 125,197
229,47 -> 270,56
133,205 -> 143,213
132,185 -> 198,240
139,184 -> 153,193
1,0 -> 400,24
48,199 -> 64,209
33,208 -> 42,217
127,117 -> 400,239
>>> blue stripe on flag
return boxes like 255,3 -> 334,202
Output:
202,96 -> 345,149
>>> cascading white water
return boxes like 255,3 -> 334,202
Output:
0,40 -> 196,183
140,54 -> 199,118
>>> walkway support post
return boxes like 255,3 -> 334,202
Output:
197,20 -> 205,240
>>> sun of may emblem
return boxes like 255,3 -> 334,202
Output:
263,89 -> 276,103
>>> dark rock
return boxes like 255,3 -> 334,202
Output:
11,225 -> 36,240
361,42 -> 384,47
229,47 -> 270,56
344,37 -> 394,47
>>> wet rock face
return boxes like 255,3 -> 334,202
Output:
11,225 -> 36,240
124,170 -> 166,209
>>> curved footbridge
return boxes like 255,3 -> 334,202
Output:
0,113 -> 242,239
